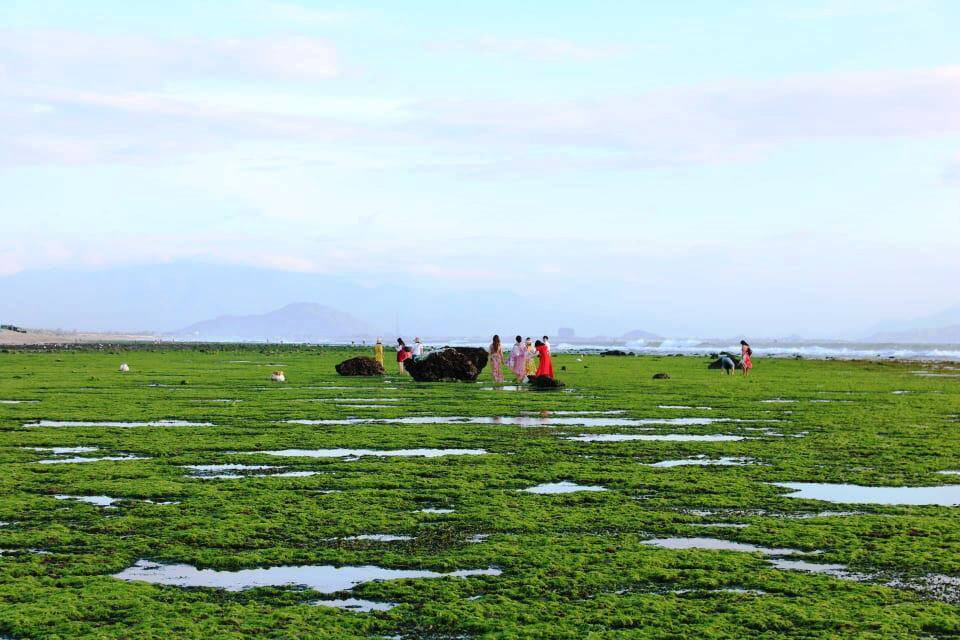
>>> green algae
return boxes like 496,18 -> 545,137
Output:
0,346 -> 958,638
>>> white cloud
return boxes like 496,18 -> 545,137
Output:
429,36 -> 632,62
0,30 -> 340,85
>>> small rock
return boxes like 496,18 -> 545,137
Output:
652,373 -> 670,380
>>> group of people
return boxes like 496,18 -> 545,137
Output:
372,337 -> 424,374
370,334 -> 555,383
489,335 -> 553,384
373,335 -> 753,380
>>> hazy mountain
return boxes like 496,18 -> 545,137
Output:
0,262 -> 556,336
172,303 -> 373,341
870,325 -> 960,344
622,329 -> 663,341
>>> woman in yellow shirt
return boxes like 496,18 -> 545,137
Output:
373,338 -> 384,366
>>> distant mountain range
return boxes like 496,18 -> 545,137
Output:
171,303 -> 374,341
869,325 -> 960,344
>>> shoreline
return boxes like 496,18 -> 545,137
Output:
3,338 -> 960,363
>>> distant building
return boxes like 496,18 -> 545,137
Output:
557,327 -> 575,339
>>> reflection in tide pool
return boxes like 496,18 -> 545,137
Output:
522,481 -> 606,494
567,434 -> 745,442
286,416 -> 745,427
113,559 -> 500,592
772,482 -> 960,506
25,420 -> 212,428
55,495 -> 121,507
648,456 -> 755,467
252,449 -> 487,459
184,464 -> 321,479
311,598 -> 398,612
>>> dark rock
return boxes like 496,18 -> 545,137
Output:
560,366 -> 566,371
600,350 -> 630,356
335,356 -> 386,376
405,348 -> 486,382
652,373 -> 670,379
528,375 -> 565,390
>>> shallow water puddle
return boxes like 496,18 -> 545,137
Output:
522,481 -> 607,494
648,456 -> 755,467
761,399 -> 797,404
287,416 -> 743,427
669,587 -> 766,595
25,420 -> 212,428
113,559 -> 500,592
0,400 -> 38,404
333,404 -> 391,409
642,537 -> 803,556
688,523 -> 749,528
252,449 -> 488,459
521,410 -> 626,416
184,464 -> 320,479
55,495 -> 122,507
38,454 -> 144,464
642,537 -> 866,580
772,482 -> 960,506
27,446 -> 98,454
343,534 -> 412,542
659,405 -> 712,410
567,434 -> 745,442
311,597 -> 398,612
418,508 -> 455,514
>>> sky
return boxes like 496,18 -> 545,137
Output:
1,0 -> 959,337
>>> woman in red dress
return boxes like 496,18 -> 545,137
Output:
534,340 -> 553,378
396,337 -> 411,374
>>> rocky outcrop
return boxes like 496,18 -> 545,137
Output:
528,375 -> 565,389
335,356 -> 386,376
652,373 -> 670,379
600,350 -> 631,356
405,348 -> 487,382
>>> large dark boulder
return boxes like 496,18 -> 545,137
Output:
335,356 -> 385,376
405,348 -> 487,382
528,375 -> 565,390
652,373 -> 670,379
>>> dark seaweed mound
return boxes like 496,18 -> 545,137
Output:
335,356 -> 386,376
405,348 -> 487,382
528,375 -> 565,390
447,347 -> 489,372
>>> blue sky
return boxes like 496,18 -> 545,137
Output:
1,0 -> 958,336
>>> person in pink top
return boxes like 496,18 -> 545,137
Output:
489,334 -> 505,383
740,340 -> 753,376
508,335 -> 527,382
